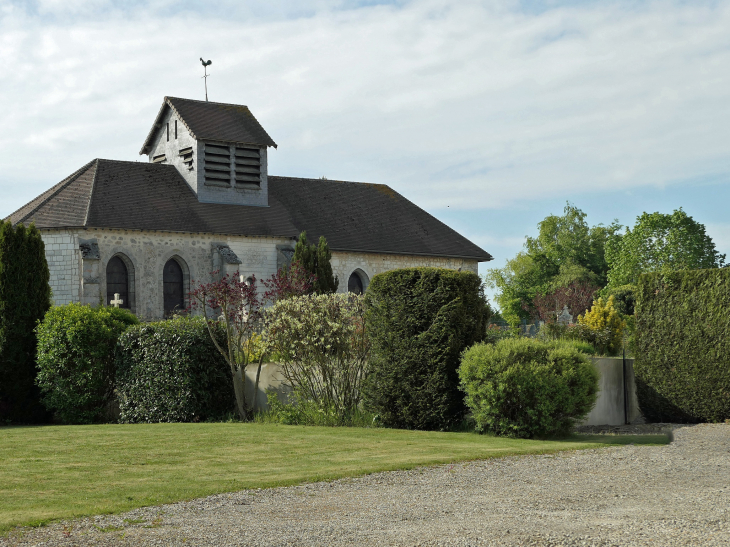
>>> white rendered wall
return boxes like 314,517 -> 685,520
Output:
41,230 -> 80,306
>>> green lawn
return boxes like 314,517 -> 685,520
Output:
0,423 -> 668,533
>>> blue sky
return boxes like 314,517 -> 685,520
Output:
1,0 -> 729,307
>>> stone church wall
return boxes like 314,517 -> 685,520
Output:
330,251 -> 478,292
41,230 -> 80,306
40,228 -> 480,321
68,229 -> 290,321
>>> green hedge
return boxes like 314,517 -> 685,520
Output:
458,338 -> 599,438
635,268 -> 730,423
362,267 -> 487,430
0,221 -> 51,423
36,304 -> 139,424
116,317 -> 234,423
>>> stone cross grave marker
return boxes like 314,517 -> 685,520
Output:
556,305 -> 573,325
110,293 -> 124,308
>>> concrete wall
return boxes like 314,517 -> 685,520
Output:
41,230 -> 80,306
247,358 -> 645,422
582,358 -> 643,426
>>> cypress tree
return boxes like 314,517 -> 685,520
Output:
0,221 -> 51,423
292,232 -> 338,294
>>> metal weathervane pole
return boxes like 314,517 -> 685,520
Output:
200,58 -> 212,101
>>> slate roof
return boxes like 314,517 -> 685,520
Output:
7,160 -> 492,262
140,97 -> 277,155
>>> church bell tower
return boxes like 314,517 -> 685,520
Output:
139,96 -> 277,207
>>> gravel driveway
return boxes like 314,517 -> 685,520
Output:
4,423 -> 729,546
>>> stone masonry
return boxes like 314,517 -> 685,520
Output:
41,228 -> 478,321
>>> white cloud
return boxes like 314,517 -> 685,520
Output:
1,0 -> 729,219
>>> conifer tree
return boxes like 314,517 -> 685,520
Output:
0,221 -> 51,423
292,232 -> 339,294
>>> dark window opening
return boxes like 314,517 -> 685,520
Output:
175,120 -> 178,139
166,122 -> 169,142
106,256 -> 130,308
348,272 -> 364,295
163,259 -> 185,316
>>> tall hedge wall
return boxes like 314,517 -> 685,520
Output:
362,267 -> 487,430
116,317 -> 235,423
635,268 -> 730,423
0,221 -> 51,423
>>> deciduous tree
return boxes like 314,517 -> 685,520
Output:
605,208 -> 726,288
487,203 -> 619,326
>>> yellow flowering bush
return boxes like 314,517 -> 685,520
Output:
577,296 -> 626,355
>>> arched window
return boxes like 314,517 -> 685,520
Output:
106,256 -> 129,308
163,259 -> 185,316
348,269 -> 369,295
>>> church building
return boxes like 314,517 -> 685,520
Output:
7,97 -> 492,321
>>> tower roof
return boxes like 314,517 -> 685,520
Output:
139,97 -> 277,155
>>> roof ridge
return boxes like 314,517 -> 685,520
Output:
166,96 -> 249,109
83,159 -> 101,226
7,159 -> 98,226
268,175 -> 372,185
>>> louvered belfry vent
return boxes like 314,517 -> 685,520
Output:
204,144 -> 231,186
234,147 -> 261,186
178,146 -> 194,170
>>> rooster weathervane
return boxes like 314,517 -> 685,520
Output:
200,58 -> 212,101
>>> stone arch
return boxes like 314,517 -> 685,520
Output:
347,268 -> 370,295
104,252 -> 136,313
161,253 -> 191,316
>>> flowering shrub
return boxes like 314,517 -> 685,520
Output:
577,296 -> 625,355
188,261 -> 314,420
264,293 -> 369,416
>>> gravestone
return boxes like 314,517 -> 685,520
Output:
110,293 -> 123,308
556,305 -> 573,325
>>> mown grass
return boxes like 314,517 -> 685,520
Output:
0,423 -> 668,534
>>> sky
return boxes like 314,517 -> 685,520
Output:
1,0 -> 729,306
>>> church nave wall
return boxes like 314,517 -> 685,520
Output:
69,230 -> 292,321
41,230 -> 80,306
330,251 -> 478,293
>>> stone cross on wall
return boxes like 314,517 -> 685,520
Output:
110,293 -> 124,308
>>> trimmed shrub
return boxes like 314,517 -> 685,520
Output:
116,317 -> 234,423
459,338 -> 599,438
0,221 -> 52,423
36,304 -> 139,424
362,267 -> 487,430
576,296 -> 626,355
635,268 -> 730,423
